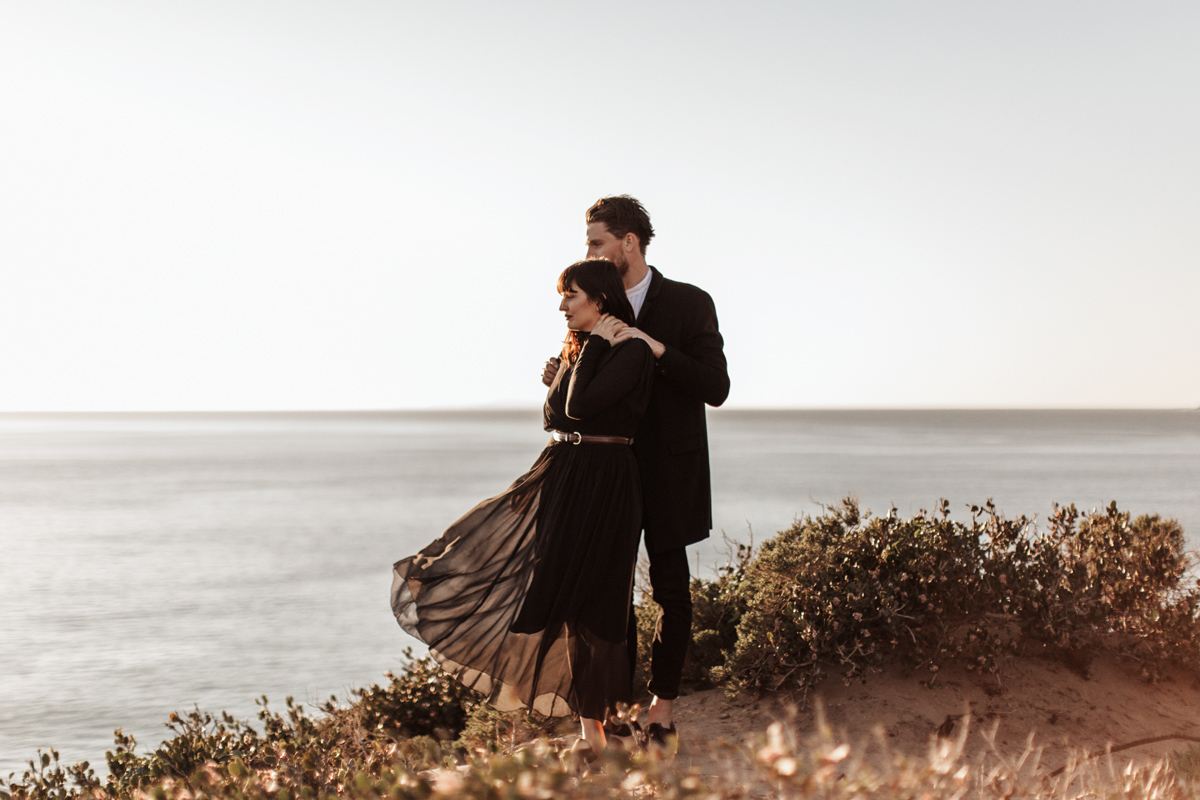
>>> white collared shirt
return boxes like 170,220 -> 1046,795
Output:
626,268 -> 653,320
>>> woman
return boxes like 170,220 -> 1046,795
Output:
391,258 -> 654,754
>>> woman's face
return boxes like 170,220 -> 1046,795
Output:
559,281 -> 602,332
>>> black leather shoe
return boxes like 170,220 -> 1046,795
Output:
645,722 -> 678,753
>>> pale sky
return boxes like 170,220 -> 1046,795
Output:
2,1 -> 1197,411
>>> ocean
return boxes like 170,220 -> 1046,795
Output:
1,409 -> 1198,777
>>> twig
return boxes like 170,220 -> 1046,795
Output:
1045,733 -> 1200,778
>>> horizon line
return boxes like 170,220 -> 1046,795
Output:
1,405 -> 1197,414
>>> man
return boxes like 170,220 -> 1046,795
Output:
543,195 -> 729,747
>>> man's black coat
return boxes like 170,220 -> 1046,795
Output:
633,266 -> 730,553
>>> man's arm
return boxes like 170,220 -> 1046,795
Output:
613,290 -> 729,407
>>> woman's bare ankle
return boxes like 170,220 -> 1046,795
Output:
579,717 -> 607,750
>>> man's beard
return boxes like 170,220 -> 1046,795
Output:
612,253 -> 629,277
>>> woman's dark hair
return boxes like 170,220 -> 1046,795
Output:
557,259 -> 635,364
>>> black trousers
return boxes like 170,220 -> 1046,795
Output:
626,546 -> 692,701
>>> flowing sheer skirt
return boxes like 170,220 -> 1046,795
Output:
391,442 -> 641,720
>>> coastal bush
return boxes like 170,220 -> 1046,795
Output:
1,649 -> 477,800
453,702 -> 564,753
684,538 -> 752,688
721,498 -> 992,693
345,647 -> 478,741
722,499 -> 1200,697
1018,503 -> 1200,668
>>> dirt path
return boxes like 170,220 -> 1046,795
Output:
671,653 -> 1200,776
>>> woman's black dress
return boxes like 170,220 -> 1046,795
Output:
391,335 -> 654,720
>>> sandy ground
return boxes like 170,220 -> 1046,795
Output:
670,652 -> 1200,777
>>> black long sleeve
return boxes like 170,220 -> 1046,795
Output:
565,337 -> 654,421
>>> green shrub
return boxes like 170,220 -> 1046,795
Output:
1,648 -> 478,800
105,708 -> 263,793
1024,503 -> 1200,665
684,538 -> 752,688
721,499 -> 1200,697
452,703 -> 564,753
344,647 -> 479,741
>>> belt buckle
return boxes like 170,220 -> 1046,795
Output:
570,431 -> 582,445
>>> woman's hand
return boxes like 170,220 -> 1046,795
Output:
541,356 -> 561,387
590,314 -> 627,344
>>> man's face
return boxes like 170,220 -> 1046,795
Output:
585,221 -> 628,276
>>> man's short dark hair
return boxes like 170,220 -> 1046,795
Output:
585,195 -> 655,255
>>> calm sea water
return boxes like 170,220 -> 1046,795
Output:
1,409 -> 1198,776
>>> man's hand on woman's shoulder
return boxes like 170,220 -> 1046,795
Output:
613,326 -> 665,359
590,314 -> 627,344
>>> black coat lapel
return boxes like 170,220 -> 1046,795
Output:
636,266 -> 665,326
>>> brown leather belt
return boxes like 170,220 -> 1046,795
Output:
550,430 -> 634,446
